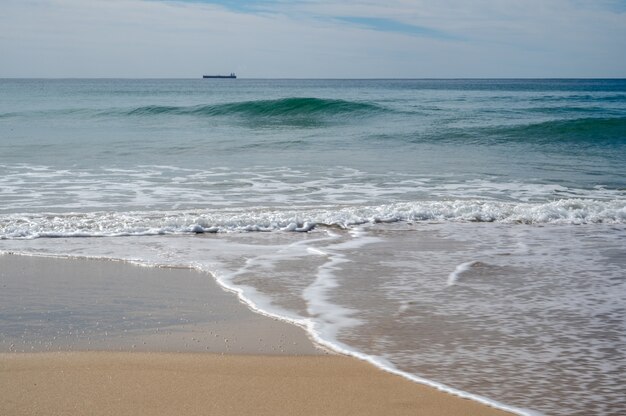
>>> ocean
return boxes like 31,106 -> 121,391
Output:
1,78 -> 625,415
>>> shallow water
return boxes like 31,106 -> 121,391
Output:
1,78 -> 625,415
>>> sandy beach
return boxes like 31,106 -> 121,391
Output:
1,351 -> 514,416
0,254 -> 513,415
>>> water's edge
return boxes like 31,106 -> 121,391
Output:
0,249 -> 538,416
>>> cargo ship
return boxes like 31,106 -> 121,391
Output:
203,73 -> 236,79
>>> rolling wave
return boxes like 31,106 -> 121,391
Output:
0,98 -> 386,121
125,97 -> 386,118
393,116 -> 626,145
493,117 -> 626,142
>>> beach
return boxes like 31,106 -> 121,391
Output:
0,254 -> 513,416
1,78 -> 624,415
1,352 -> 512,416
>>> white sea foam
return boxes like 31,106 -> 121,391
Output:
301,229 -> 379,337
1,198 -> 624,239
1,164 -> 624,215
447,260 -> 480,286
306,247 -> 327,256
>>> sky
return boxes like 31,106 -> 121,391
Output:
1,0 -> 625,78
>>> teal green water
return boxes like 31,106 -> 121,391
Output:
1,79 -> 625,216
1,79 -> 624,191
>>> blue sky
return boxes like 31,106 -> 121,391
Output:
1,0 -> 625,78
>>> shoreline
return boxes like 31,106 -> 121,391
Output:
0,253 -> 322,355
0,253 -> 515,415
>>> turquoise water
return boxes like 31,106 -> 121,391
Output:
1,79 -> 625,415
1,79 -> 625,201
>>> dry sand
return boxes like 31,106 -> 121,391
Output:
1,352 -> 512,416
0,254 -> 514,415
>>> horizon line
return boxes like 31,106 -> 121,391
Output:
2,77 -> 626,80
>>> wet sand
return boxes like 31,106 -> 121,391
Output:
0,254 -> 513,415
0,254 -> 319,354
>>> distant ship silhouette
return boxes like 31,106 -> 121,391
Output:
203,73 -> 236,79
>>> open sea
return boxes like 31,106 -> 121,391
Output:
1,78 -> 625,415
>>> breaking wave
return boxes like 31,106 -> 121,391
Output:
2,199 -> 624,239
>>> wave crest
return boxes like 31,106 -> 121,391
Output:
494,117 -> 626,142
125,98 -> 385,118
1,199 -> 624,239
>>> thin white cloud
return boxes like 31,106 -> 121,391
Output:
0,0 -> 624,77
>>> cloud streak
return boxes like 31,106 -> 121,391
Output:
337,17 -> 462,40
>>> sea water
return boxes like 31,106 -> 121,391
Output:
1,79 -> 625,415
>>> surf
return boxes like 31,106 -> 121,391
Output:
2,198 -> 625,240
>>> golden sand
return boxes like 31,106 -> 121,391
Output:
0,352 -> 512,416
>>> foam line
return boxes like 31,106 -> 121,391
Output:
2,198 -> 625,240
447,260 -> 480,286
